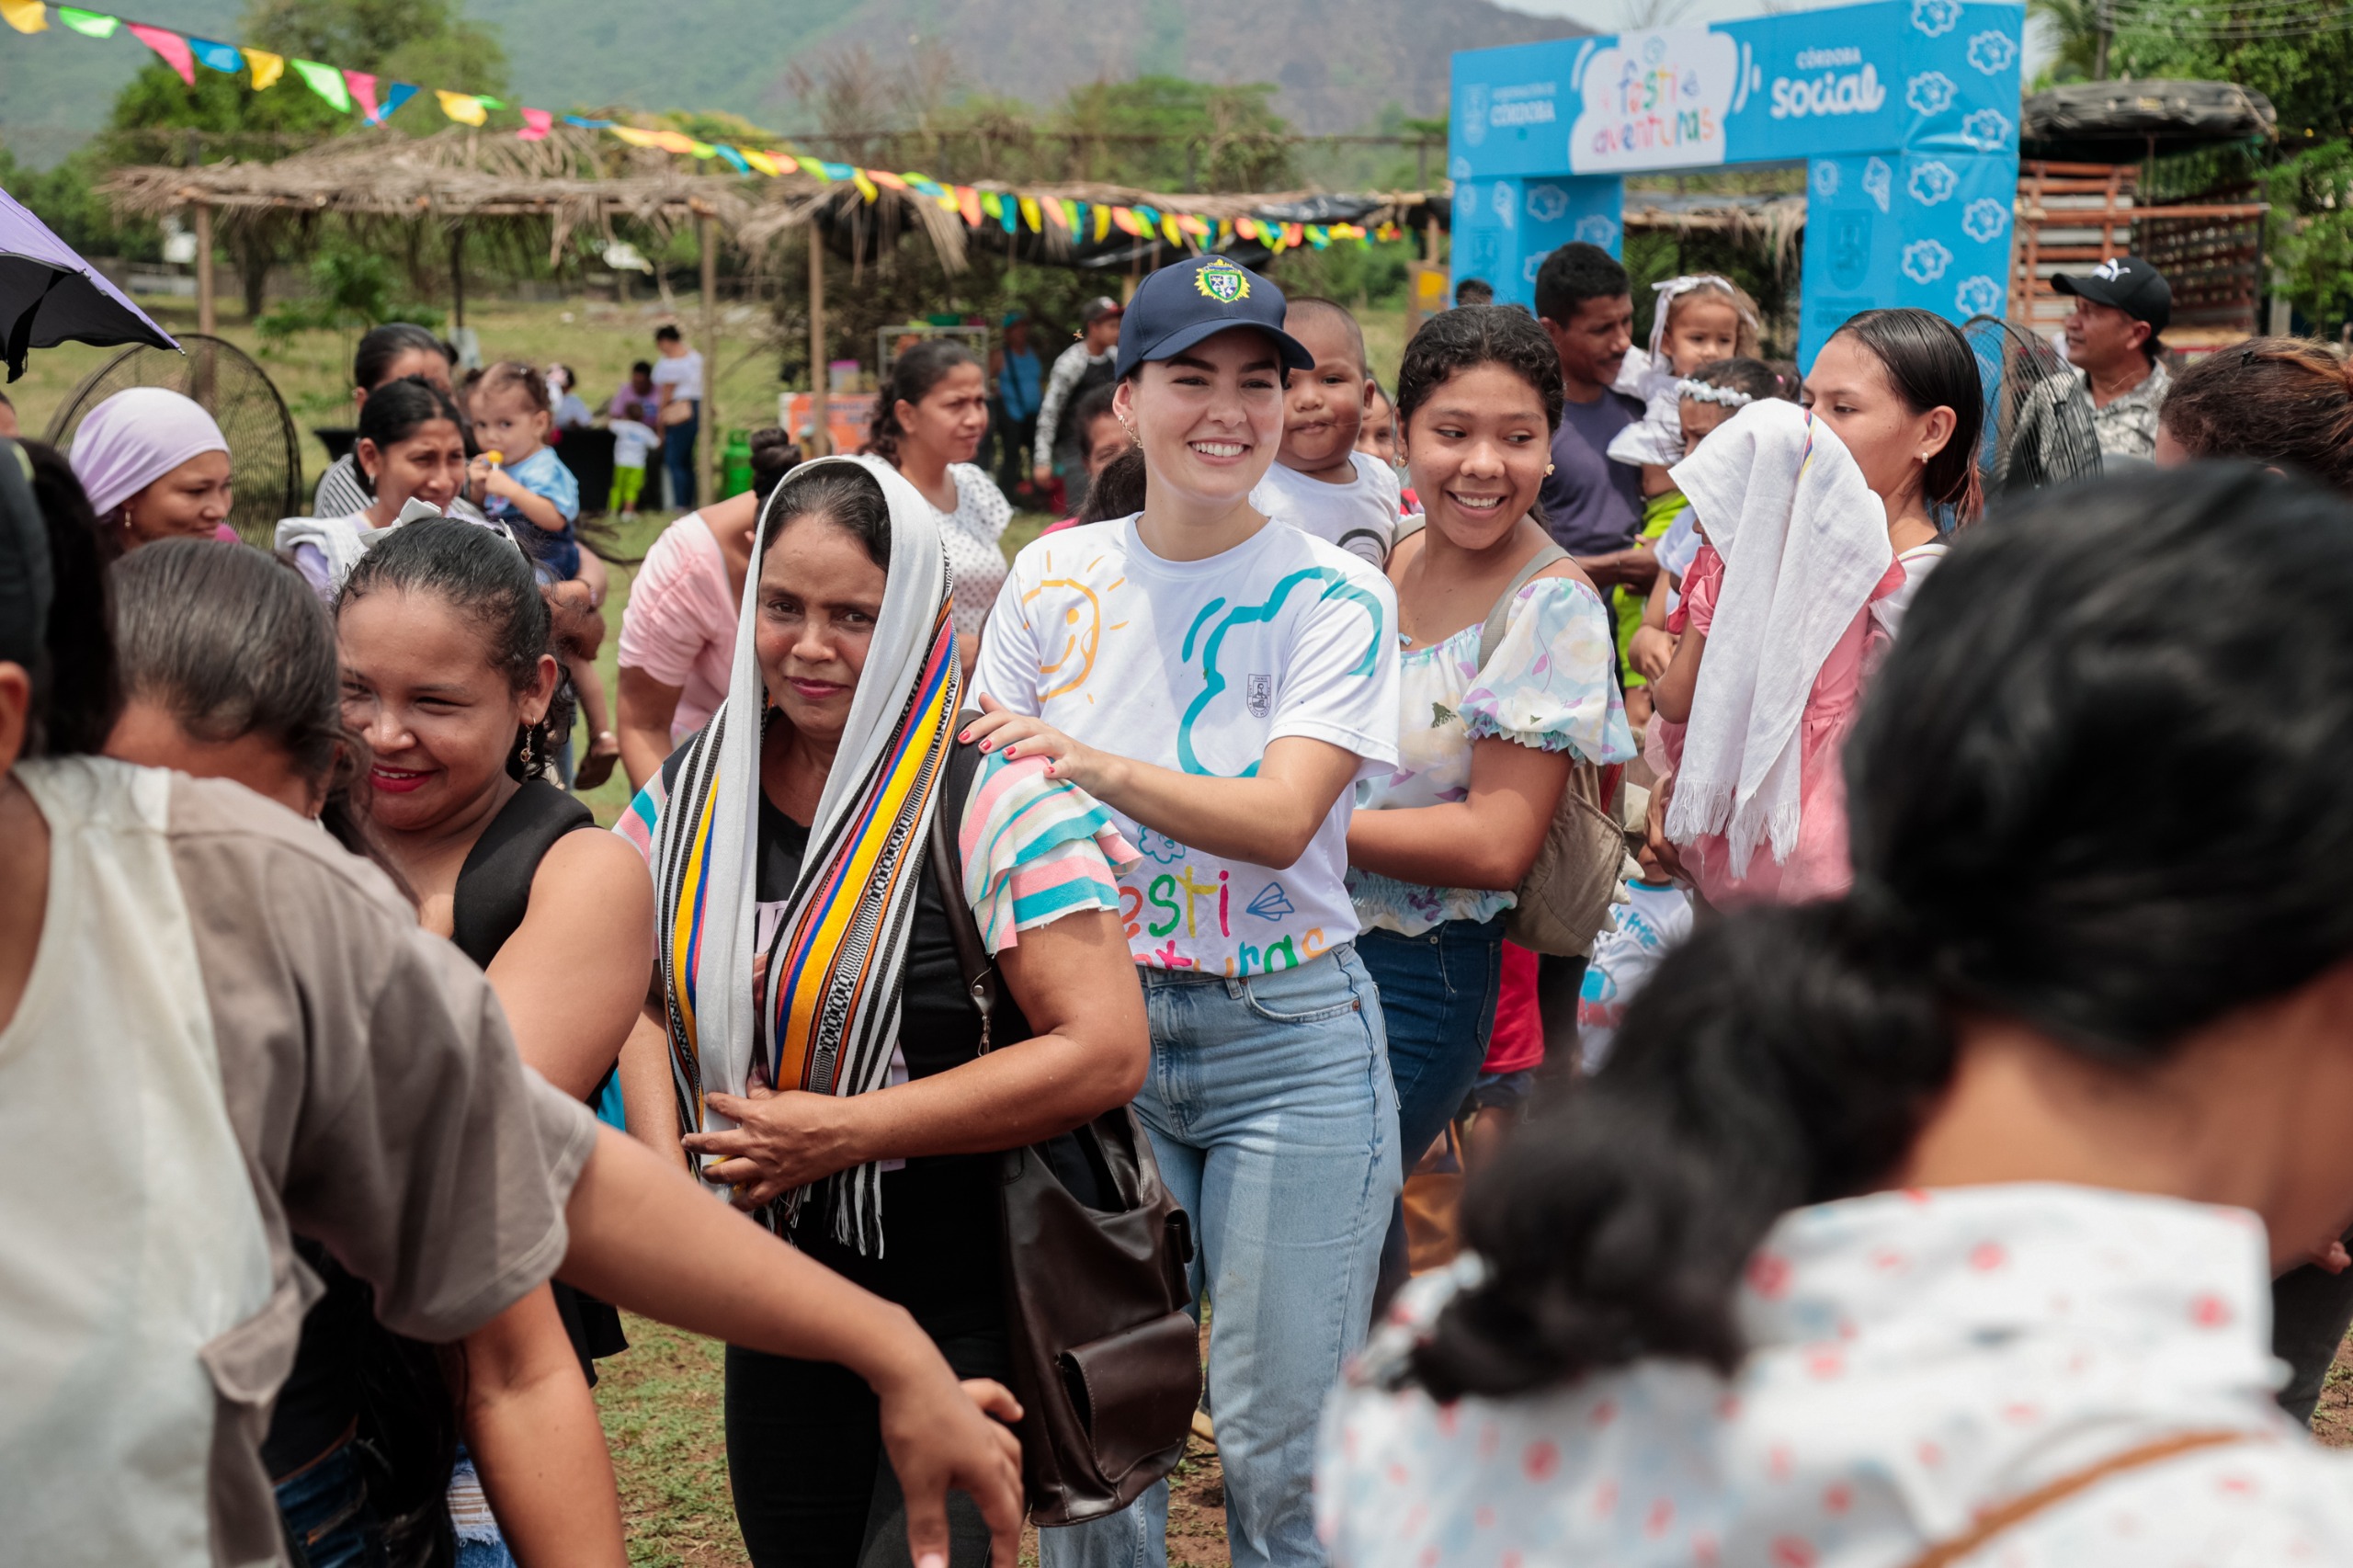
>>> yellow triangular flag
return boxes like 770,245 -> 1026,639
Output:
852,168 -> 880,203
1019,196 -> 1041,233
436,89 -> 486,126
242,47 -> 284,88
1,1 -> 48,35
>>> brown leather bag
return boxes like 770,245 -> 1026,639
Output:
926,734 -> 1200,1525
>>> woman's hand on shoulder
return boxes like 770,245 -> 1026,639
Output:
960,693 -> 1119,796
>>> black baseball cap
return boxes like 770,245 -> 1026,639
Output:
1080,296 -> 1124,326
1112,256 -> 1315,381
2052,255 -> 2171,338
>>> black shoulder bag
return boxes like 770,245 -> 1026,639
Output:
926,729 -> 1201,1525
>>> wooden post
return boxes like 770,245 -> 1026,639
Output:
449,226 -> 466,328
699,211 -> 719,503
192,200 -> 215,335
809,231 -> 829,457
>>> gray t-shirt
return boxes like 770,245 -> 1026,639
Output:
1539,390 -> 1645,556
66,767 -> 597,1565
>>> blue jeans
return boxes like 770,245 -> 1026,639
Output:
1040,945 -> 1398,1568
664,404 -> 699,511
1358,917 -> 1505,1302
274,1439 -> 386,1568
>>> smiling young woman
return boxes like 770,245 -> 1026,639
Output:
1346,306 -> 1636,1302
968,255 -> 1404,1568
64,387 -> 235,553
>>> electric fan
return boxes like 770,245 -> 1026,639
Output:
1963,315 -> 2105,501
44,333 -> 304,546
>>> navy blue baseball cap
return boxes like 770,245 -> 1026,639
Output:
1112,256 -> 1316,381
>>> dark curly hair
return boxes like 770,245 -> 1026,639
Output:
2160,336 -> 2353,497
866,339 -> 981,468
1395,305 -> 1566,436
339,519 -> 570,781
1411,464 -> 2353,1402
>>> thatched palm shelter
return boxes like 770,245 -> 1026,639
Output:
107,125 -> 1802,475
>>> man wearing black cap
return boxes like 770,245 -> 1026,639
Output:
1034,295 -> 1127,509
2055,254 -> 2173,461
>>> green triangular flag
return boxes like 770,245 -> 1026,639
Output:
290,57 -> 350,112
59,7 -> 118,36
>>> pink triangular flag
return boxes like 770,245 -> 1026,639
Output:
517,107 -> 552,142
341,69 -> 379,122
126,23 -> 196,85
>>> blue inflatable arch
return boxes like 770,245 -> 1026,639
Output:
1449,0 -> 2026,366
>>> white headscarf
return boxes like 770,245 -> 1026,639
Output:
67,389 -> 229,516
1664,400 -> 1890,875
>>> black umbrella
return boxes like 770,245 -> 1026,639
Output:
0,185 -> 177,382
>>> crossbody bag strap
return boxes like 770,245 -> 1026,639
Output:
1901,1429 -> 2253,1568
926,716 -> 1000,1051
1477,536 -> 1570,671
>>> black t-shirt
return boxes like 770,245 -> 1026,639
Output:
737,764 -> 1006,1340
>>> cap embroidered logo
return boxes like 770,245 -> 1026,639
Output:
1196,260 -> 1251,304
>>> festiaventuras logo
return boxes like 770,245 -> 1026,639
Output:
1570,28 -> 1739,174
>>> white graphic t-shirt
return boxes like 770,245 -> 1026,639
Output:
1251,450 -> 1402,568
976,514 -> 1400,976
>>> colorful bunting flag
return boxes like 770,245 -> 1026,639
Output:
1,1 -> 46,35
59,7 -> 116,39
340,69 -> 379,121
742,148 -> 782,176
868,169 -> 907,191
1110,207 -> 1142,238
957,187 -> 983,227
291,58 -> 348,110
517,107 -> 552,142
189,36 -> 242,73
1093,205 -> 1111,243
1161,213 -> 1181,245
714,144 -> 750,174
853,168 -> 880,203
979,190 -> 1003,222
1018,196 -> 1041,233
241,47 -> 283,88
1042,199 -> 1069,231
437,89 -> 487,126
126,22 -> 193,83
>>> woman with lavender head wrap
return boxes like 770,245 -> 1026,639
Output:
66,387 -> 235,553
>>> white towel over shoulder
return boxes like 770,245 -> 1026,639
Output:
1663,401 -> 1890,876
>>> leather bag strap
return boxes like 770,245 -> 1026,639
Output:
926,715 -> 1001,1049
1900,1429 -> 2252,1568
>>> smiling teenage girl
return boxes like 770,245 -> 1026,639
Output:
1347,307 -> 1634,1295
278,377 -> 481,600
972,255 -> 1402,1568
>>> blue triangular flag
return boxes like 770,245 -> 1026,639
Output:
375,81 -> 419,120
189,37 -> 244,73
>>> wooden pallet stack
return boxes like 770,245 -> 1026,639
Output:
2010,159 -> 2268,349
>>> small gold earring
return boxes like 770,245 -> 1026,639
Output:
1544,462 -> 1556,476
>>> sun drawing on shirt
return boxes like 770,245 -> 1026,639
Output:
1024,549 -> 1129,702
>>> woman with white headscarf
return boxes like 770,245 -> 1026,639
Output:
67,387 -> 233,552
618,453 -> 1149,1568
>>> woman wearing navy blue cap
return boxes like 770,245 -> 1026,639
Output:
970,255 -> 1404,1568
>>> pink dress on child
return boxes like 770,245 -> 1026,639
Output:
1655,540 -> 1902,908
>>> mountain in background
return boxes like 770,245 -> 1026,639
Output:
465,0 -> 1584,132
1,0 -> 1584,165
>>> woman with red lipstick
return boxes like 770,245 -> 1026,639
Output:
1344,307 -> 1636,1304
336,520 -> 657,1387
621,455 -> 1147,1568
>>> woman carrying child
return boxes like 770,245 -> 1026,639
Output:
1646,310 -> 1980,908
1604,275 -> 1761,725
1345,306 -> 1634,1293
971,255 -> 1402,1568
466,359 -> 622,786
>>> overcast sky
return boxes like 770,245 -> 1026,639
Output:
1490,0 -> 2055,74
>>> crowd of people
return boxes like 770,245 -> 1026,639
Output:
12,233 -> 2353,1568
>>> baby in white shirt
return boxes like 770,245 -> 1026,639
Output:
1606,275 -> 1762,495
1250,297 -> 1400,568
